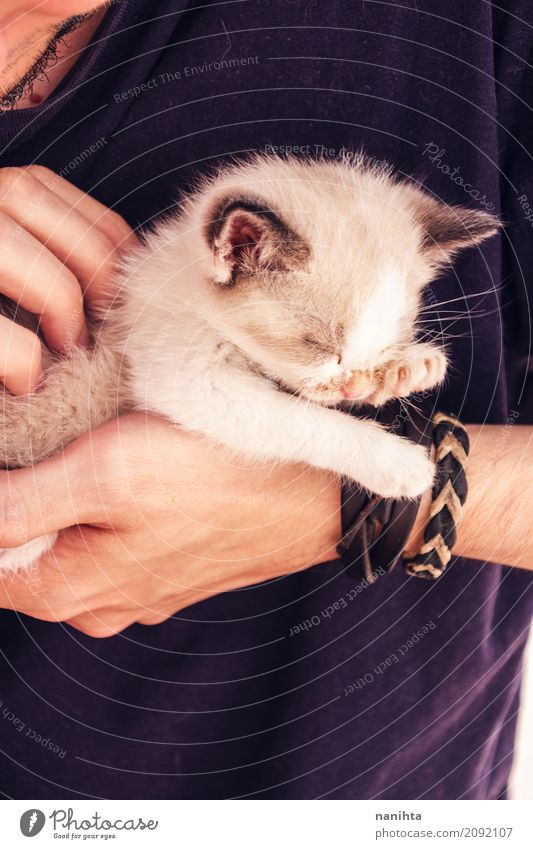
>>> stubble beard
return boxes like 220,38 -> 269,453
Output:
0,7 -> 107,110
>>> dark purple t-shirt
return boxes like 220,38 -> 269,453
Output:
0,0 -> 531,799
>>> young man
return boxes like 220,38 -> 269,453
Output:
0,0 -> 531,799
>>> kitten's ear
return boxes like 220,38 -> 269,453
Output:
414,194 -> 500,263
206,198 -> 310,284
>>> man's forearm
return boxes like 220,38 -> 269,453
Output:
408,424 -> 533,569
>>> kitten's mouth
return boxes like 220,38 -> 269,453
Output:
299,383 -> 375,406
300,370 -> 380,405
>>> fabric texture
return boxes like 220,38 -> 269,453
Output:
0,0 -> 531,799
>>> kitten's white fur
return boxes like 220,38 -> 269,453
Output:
0,154 -> 498,569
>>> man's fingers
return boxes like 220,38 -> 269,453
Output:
0,210 -> 87,352
0,314 -> 42,394
28,167 -> 137,253
0,166 -> 139,393
0,167 -> 130,304
0,415 -> 154,545
0,525 -> 117,619
0,435 -> 110,545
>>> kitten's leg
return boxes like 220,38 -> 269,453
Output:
0,343 -> 124,571
174,363 -> 434,499
369,344 -> 447,406
0,344 -> 124,468
0,534 -> 57,572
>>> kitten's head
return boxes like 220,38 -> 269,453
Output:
196,156 -> 499,404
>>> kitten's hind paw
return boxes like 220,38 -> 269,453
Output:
0,533 -> 57,572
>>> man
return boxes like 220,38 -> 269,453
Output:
0,0 -> 531,799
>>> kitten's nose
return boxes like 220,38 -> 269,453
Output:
341,371 -> 371,400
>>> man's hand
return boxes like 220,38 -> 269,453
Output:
0,413 -> 341,637
0,165 -> 136,394
0,165 -> 340,638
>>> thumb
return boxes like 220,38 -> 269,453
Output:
0,432 -> 111,546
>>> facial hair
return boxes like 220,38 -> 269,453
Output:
0,12 -> 96,110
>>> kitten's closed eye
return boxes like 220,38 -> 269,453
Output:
302,336 -> 341,362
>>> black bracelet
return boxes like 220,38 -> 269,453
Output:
337,406 -> 470,582
403,412 -> 469,579
337,403 -> 433,582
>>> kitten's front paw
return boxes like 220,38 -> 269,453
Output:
0,533 -> 57,572
362,440 -> 435,499
370,345 -> 447,405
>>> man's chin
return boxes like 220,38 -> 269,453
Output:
0,10 -> 101,110
0,48 -> 47,109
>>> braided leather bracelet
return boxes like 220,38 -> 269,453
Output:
403,412 -> 469,579
338,406 -> 469,582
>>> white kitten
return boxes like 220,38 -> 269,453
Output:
0,154 -> 498,569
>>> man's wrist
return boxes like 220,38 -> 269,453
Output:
404,484 -> 433,556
